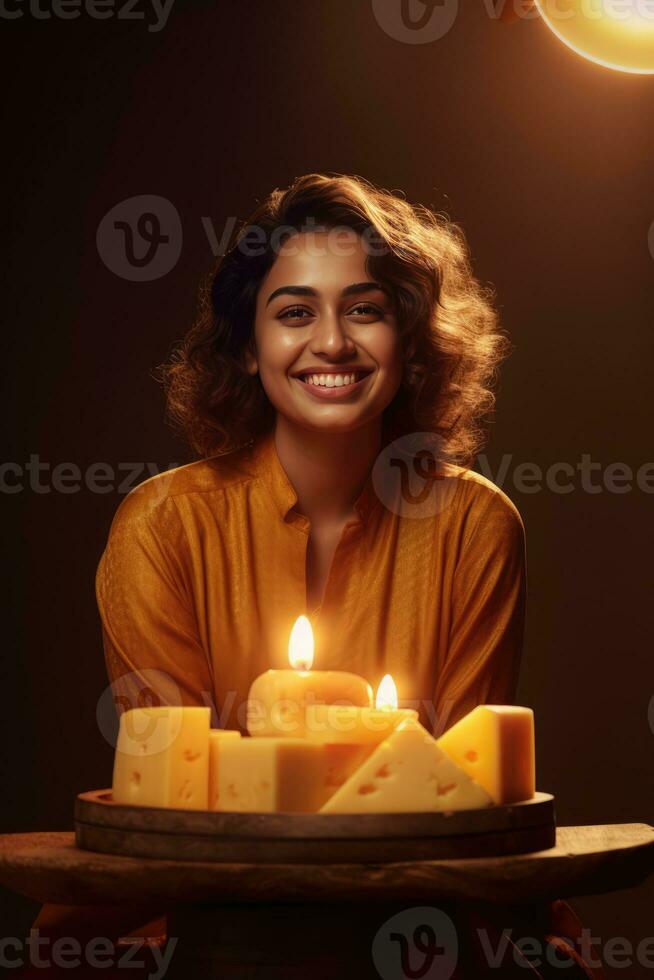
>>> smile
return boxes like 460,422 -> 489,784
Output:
292,369 -> 373,398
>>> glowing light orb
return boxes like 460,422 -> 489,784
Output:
535,0 -> 654,74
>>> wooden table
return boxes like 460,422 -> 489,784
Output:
1,824 -> 653,979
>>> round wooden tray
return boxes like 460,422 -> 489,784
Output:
75,789 -> 556,863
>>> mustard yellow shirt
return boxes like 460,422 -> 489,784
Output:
96,431 -> 527,735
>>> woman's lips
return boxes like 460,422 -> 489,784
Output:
292,371 -> 372,400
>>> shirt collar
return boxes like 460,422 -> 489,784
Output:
248,429 -> 380,527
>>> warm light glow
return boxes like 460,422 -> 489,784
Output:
535,0 -> 654,74
288,615 -> 314,671
375,674 -> 398,710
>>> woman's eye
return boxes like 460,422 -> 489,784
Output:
349,303 -> 383,318
279,306 -> 312,322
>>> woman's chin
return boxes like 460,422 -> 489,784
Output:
279,406 -> 378,435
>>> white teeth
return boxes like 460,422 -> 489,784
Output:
300,372 -> 362,386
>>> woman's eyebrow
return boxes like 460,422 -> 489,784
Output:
266,281 -> 387,307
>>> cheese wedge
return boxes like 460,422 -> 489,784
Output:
319,718 -> 492,814
112,706 -> 211,811
215,738 -> 374,813
436,705 -> 535,804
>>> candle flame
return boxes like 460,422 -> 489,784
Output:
376,674 -> 398,710
288,615 -> 314,671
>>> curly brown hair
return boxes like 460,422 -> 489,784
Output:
158,172 -> 511,466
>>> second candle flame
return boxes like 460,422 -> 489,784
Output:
376,673 -> 398,710
288,615 -> 314,671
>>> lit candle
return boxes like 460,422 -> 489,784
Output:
246,615 -> 373,737
304,673 -> 418,745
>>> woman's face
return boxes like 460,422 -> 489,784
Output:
249,230 -> 402,434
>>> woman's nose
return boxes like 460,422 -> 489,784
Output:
309,312 -> 355,357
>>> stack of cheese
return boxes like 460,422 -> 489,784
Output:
112,704 -> 535,814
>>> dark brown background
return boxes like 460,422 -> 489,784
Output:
2,1 -> 653,973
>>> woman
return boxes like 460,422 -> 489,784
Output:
28,174 -> 604,979
97,171 -> 525,738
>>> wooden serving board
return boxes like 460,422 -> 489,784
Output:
74,789 -> 556,863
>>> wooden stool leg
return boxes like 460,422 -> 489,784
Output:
457,900 -> 608,978
30,903 -> 166,939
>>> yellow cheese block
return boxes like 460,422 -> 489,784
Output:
214,738 -> 374,813
319,718 -> 492,814
436,705 -> 535,804
208,729 -> 242,810
112,706 -> 210,811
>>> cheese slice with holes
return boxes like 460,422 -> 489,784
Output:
436,705 -> 535,804
112,706 -> 211,811
214,739 -> 374,812
319,717 -> 492,814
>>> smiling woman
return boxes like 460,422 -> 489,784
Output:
93,172 -> 526,735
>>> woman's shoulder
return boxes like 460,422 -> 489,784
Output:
104,443 -> 259,534
442,462 -> 525,541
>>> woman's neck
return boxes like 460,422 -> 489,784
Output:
273,417 -> 381,525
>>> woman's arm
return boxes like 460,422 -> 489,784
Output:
433,487 -> 527,735
96,486 -> 216,718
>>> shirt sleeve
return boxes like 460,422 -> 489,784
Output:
432,486 -> 527,735
95,487 -> 216,720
